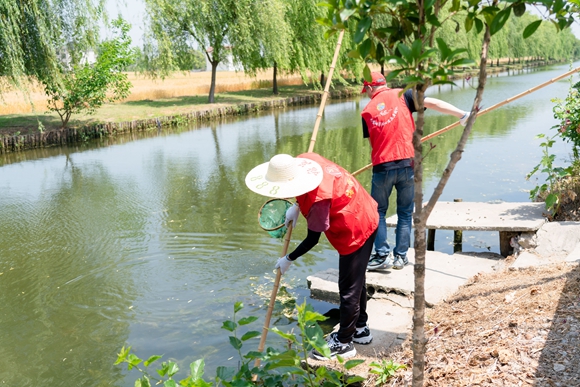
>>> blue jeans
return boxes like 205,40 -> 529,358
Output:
371,166 -> 414,258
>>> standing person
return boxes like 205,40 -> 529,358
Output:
245,152 -> 378,360
361,71 -> 471,271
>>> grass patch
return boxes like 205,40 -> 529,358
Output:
0,84 -> 353,136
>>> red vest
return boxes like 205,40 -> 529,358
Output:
296,153 -> 378,255
361,88 -> 415,165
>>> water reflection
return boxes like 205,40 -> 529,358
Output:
0,61 -> 578,386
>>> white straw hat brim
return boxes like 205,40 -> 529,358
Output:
245,154 -> 323,198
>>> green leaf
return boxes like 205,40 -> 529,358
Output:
436,38 -> 451,61
114,346 -> 131,365
474,18 -> 484,33
363,65 -> 371,82
271,327 -> 297,341
347,49 -> 361,59
354,17 -> 372,43
229,336 -> 243,350
523,20 -> 542,38
411,39 -> 423,62
190,359 -> 205,380
396,43 -> 412,63
222,320 -> 236,332
464,16 -> 473,33
315,17 -> 333,27
216,366 -> 236,381
359,38 -> 372,59
241,330 -> 261,341
340,8 -> 357,22
513,2 -> 526,16
163,380 -> 177,387
144,355 -> 162,367
449,58 -> 476,67
166,361 -> 179,377
545,193 -> 559,210
376,42 -> 385,63
346,376 -> 366,384
238,316 -> 258,326
490,8 -> 511,35
136,376 -> 151,387
344,359 -> 365,370
127,354 -> 142,370
234,302 -> 243,313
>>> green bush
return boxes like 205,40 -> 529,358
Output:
115,301 -> 371,387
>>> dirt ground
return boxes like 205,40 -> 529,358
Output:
373,261 -> 580,386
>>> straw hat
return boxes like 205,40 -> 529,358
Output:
245,154 -> 323,198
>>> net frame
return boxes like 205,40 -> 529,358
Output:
257,198 -> 293,234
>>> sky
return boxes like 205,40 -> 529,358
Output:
105,0 -> 580,48
105,0 -> 146,46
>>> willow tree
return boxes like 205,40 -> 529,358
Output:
144,0 -> 275,103
0,0 -> 104,94
230,0 -> 293,95
320,1 -> 578,386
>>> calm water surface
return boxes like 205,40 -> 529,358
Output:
0,61 -> 577,386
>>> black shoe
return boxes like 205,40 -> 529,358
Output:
367,252 -> 393,271
392,255 -> 409,270
353,325 -> 373,344
311,332 -> 356,360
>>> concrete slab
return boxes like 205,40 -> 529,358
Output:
307,249 -> 503,312
566,244 -> 580,262
355,298 -> 412,357
510,250 -> 566,269
534,221 -> 580,258
386,201 -> 546,231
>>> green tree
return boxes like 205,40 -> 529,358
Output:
43,17 -> 134,129
0,0 -> 105,93
144,0 -> 266,103
319,1 -> 579,386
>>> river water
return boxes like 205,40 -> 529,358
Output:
0,61 -> 578,386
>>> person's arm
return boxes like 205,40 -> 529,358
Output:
275,200 -> 329,274
424,97 -> 467,119
287,229 -> 321,260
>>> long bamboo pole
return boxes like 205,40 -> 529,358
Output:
308,30 -> 346,153
253,29 -> 346,372
352,66 -> 580,177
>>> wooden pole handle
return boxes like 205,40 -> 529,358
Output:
307,30 -> 345,153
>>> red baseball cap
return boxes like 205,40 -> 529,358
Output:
361,71 -> 387,93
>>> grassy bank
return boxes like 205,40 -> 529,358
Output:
0,83 -> 360,153
0,58 -> 556,154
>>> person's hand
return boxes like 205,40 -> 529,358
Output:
275,255 -> 292,274
284,203 -> 299,228
460,111 -> 470,126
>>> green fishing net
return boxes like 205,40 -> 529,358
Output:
258,198 -> 293,238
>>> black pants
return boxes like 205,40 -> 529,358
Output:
337,228 -> 377,343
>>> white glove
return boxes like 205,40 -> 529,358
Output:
460,111 -> 470,126
284,203 -> 299,228
275,255 -> 292,274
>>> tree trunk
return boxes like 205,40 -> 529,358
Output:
411,25 -> 492,387
381,63 -> 385,75
209,61 -> 218,103
273,61 -> 278,95
320,72 -> 324,87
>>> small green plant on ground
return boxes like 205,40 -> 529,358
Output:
115,301 -> 374,386
552,81 -> 580,159
526,133 -> 573,214
527,78 -> 580,216
368,359 -> 406,386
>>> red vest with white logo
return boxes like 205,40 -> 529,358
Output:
296,153 -> 378,255
361,88 -> 415,165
